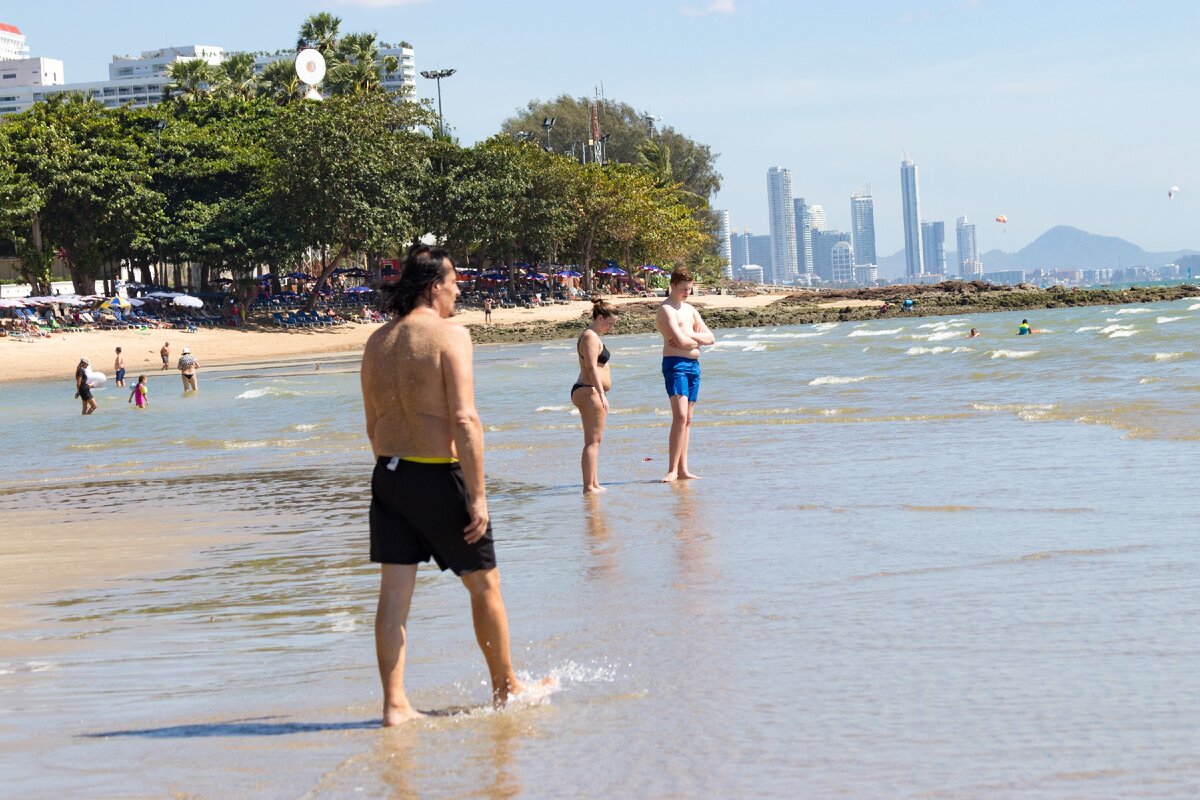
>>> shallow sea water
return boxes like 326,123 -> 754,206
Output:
2,300 -> 1200,798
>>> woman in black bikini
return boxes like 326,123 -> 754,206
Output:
571,299 -> 619,493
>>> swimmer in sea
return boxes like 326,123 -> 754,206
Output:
361,245 -> 553,726
655,268 -> 715,482
571,299 -> 619,493
1017,319 -> 1031,335
968,327 -> 980,338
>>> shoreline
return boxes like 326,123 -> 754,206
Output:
3,283 -> 1197,384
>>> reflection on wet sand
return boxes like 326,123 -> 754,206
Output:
583,494 -> 619,580
670,482 -> 718,586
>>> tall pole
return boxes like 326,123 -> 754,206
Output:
420,68 -> 457,138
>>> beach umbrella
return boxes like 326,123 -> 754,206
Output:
526,272 -> 548,281
172,295 -> 204,308
598,266 -> 628,276
481,271 -> 507,280
209,277 -> 233,285
555,270 -> 582,278
128,298 -> 145,307
99,296 -> 131,310
285,271 -> 310,280
0,298 -> 27,308
346,285 -> 372,293
343,268 -> 372,278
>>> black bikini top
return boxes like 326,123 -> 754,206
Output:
580,335 -> 611,366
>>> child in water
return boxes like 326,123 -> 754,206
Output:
128,375 -> 149,409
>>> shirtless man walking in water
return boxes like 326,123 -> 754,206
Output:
655,268 -> 715,482
360,245 -> 550,726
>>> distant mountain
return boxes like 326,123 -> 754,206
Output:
876,226 -> 1197,278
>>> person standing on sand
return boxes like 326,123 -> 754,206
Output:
177,347 -> 199,392
360,245 -> 552,726
482,296 -> 493,325
655,268 -> 715,482
160,341 -> 170,371
114,347 -> 126,387
571,300 -> 619,494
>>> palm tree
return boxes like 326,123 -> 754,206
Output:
326,32 -> 391,95
297,12 -> 342,58
163,59 -> 220,103
218,52 -> 257,101
257,59 -> 303,104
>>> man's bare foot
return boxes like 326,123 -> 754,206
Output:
382,702 -> 426,727
661,472 -> 678,483
495,675 -> 559,707
680,471 -> 701,480
583,485 -> 607,494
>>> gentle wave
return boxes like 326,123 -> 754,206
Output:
1108,330 -> 1137,338
748,332 -> 824,339
1188,303 -> 1200,311
847,328 -> 902,337
1156,316 -> 1188,324
809,375 -> 878,385
535,405 -> 571,412
1075,326 -> 1102,332
905,346 -> 952,355
925,330 -> 964,342
1100,324 -> 1133,334
237,387 -> 305,399
989,349 -> 1037,359
1115,308 -> 1153,314
811,322 -> 840,331
1153,352 -> 1186,362
706,340 -> 769,352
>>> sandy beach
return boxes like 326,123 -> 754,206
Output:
0,293 -> 802,383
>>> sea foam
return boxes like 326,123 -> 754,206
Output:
1115,308 -> 1152,314
905,346 -> 952,355
808,375 -> 877,385
1156,316 -> 1188,324
847,328 -> 902,337
1108,330 -> 1137,338
989,349 -> 1037,359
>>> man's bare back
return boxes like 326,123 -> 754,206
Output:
361,312 -> 470,460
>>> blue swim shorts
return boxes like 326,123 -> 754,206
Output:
662,356 -> 701,402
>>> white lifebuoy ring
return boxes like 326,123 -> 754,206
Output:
84,369 -> 107,388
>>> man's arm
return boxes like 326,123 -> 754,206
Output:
657,305 -> 698,349
442,325 -> 488,543
360,350 -> 378,447
690,307 -> 716,346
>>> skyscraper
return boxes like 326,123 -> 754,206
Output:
811,230 -> 850,282
716,210 -> 733,278
956,216 -> 981,277
831,241 -> 855,284
920,221 -> 946,275
793,198 -> 813,276
747,233 -> 773,273
729,229 -> 750,272
849,186 -> 877,267
900,153 -> 924,278
766,167 -> 798,283
808,204 -> 827,232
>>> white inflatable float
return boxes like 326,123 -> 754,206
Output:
84,369 -> 107,388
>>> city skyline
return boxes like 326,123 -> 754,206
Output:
5,1 -> 1200,258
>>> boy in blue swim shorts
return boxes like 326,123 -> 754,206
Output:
654,268 -> 715,482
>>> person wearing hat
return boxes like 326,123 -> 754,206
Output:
74,358 -> 97,415
177,347 -> 200,392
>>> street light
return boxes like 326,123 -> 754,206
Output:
420,68 -> 457,138
542,117 -> 556,150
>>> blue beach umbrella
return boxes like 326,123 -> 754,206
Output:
555,269 -> 582,278
597,266 -> 628,276
346,285 -> 372,293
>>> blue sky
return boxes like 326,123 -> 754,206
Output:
10,1 -> 1200,258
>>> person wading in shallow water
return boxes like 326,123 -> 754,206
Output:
360,245 -> 554,726
655,268 -> 715,482
570,299 -> 619,494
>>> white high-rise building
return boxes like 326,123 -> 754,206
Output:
808,204 -> 827,232
921,220 -> 946,275
831,241 -> 855,284
900,153 -> 924,278
0,28 -> 416,116
766,167 -> 798,283
956,216 -> 982,277
0,22 -> 29,60
793,198 -> 813,276
716,209 -> 733,278
849,186 -> 877,267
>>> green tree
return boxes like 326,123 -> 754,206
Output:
297,12 -> 342,58
217,52 -> 258,101
257,59 -> 304,104
163,58 -> 222,103
0,145 -> 54,295
264,94 -> 434,309
500,95 -> 722,201
326,32 -> 398,96
1,94 -> 163,294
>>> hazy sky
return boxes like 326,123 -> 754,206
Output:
10,1 -> 1200,257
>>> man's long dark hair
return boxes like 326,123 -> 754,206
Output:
379,245 -> 455,317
